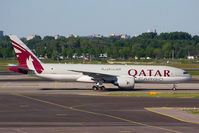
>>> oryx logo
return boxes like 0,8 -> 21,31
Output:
11,40 -> 44,74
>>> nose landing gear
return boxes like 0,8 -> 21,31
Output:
172,84 -> 177,91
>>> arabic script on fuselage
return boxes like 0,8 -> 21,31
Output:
101,67 -> 121,71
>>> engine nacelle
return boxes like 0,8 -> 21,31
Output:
114,76 -> 135,89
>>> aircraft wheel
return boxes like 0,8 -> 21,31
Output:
99,86 -> 105,91
172,84 -> 177,91
92,86 -> 98,91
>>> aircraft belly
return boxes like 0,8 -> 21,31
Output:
37,74 -> 80,81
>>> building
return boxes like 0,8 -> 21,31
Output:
147,29 -> 157,33
54,35 -> 65,39
134,56 -> 138,60
27,34 -> 36,40
120,34 -> 130,39
108,34 -> 117,38
65,34 -> 78,38
0,31 -> 4,36
187,56 -> 195,59
109,34 -> 130,39
108,34 -> 121,38
133,34 -> 139,37
99,53 -> 107,58
54,35 -> 60,39
92,34 -> 103,38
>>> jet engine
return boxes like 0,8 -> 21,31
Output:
114,77 -> 135,89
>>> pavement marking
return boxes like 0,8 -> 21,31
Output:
145,107 -> 199,125
13,93 -> 181,133
20,104 -> 29,108
70,104 -> 92,108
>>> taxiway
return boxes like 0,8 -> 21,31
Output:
0,72 -> 199,133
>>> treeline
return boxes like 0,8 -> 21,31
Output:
0,32 -> 199,60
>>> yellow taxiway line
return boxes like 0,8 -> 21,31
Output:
145,107 -> 199,125
13,93 -> 181,133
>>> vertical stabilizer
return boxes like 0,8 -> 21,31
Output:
9,35 -> 44,74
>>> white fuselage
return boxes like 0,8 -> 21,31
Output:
33,64 -> 191,84
8,34 -> 192,89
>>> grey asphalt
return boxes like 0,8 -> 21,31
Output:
0,72 -> 199,133
0,94 -> 199,133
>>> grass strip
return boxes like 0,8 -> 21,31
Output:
182,108 -> 199,115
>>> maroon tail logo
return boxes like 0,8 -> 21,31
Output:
11,40 -> 44,74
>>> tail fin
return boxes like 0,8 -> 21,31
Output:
9,35 -> 44,74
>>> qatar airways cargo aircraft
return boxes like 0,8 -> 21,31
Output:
8,35 -> 191,90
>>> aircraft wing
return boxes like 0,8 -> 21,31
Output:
69,70 -> 117,79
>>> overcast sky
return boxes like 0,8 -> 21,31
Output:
1,0 -> 199,37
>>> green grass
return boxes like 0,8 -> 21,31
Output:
0,59 -> 18,71
187,71 -> 199,76
0,59 -> 18,65
108,59 -> 199,67
107,93 -> 199,98
183,108 -> 199,115
42,59 -> 108,64
0,66 -> 9,71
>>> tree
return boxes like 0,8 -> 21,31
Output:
137,32 -> 157,39
43,36 -> 54,41
159,32 -> 192,40
0,32 -> 198,60
193,35 -> 199,42
162,43 -> 173,58
153,48 -> 162,59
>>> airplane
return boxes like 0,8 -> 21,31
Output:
7,35 -> 191,91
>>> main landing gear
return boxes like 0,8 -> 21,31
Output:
172,84 -> 177,91
92,80 -> 105,91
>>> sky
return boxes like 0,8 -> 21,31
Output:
1,0 -> 199,37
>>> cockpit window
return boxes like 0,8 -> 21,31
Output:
183,71 -> 188,74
